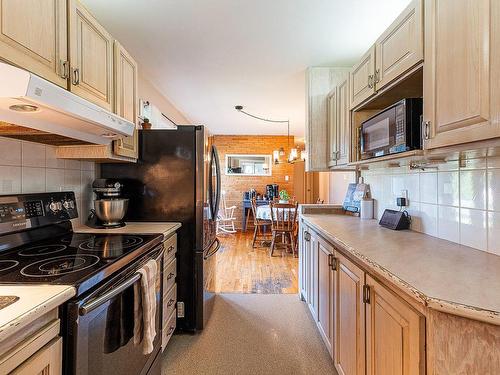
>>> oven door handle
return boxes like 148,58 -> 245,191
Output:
79,245 -> 164,316
79,272 -> 141,316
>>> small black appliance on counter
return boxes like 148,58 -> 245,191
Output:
379,209 -> 411,230
87,179 -> 128,228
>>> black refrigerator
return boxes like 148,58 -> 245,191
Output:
101,126 -> 221,331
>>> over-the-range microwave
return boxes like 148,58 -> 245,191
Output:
360,98 -> 423,160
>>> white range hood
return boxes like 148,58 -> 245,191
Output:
0,62 -> 135,145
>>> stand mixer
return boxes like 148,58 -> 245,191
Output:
87,179 -> 129,228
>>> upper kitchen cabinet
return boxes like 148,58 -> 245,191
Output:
349,46 -> 375,109
68,0 -> 114,111
423,0 -> 500,149
306,67 -> 350,172
327,88 -> 338,168
374,0 -> 423,90
336,78 -> 350,166
113,41 -> 139,159
0,0 -> 68,87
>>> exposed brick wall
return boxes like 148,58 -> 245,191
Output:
213,135 -> 295,230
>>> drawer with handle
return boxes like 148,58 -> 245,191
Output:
163,258 -> 177,294
163,234 -> 177,266
163,284 -> 177,322
162,309 -> 176,350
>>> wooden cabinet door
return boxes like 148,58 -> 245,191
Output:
0,0 -> 67,87
375,0 -> 423,90
299,224 -> 309,301
365,275 -> 425,375
68,0 -> 113,110
327,88 -> 338,167
308,230 -> 319,321
423,0 -> 498,149
12,337 -> 62,375
349,45 -> 375,109
316,238 -> 335,357
334,253 -> 365,375
113,41 -> 138,159
336,78 -> 350,166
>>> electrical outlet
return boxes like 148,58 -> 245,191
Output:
177,301 -> 185,318
397,197 -> 408,207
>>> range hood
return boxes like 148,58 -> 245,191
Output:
0,62 -> 135,145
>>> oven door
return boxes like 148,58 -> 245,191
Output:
64,246 -> 163,375
360,106 -> 397,159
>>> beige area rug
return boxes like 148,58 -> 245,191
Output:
162,294 -> 337,375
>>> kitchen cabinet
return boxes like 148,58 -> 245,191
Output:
308,229 -> 319,320
365,275 -> 425,375
316,238 -> 335,357
305,67 -> 350,171
423,0 -> 500,149
374,0 -> 423,90
349,46 -> 375,109
327,88 -> 339,167
12,338 -> 62,375
68,0 -> 114,111
334,252 -> 365,375
0,0 -> 68,87
336,78 -> 350,166
113,41 -> 139,159
299,225 -> 310,301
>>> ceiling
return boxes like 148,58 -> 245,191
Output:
82,0 -> 411,137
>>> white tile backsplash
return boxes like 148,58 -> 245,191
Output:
0,138 -> 96,225
0,138 -> 22,166
22,142 -> 46,168
363,156 -> 500,256
22,167 -> 46,193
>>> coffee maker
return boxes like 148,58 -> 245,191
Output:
87,179 -> 129,228
266,184 -> 279,200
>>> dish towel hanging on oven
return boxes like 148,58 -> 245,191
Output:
133,259 -> 158,354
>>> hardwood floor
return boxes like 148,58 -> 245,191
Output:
215,231 -> 298,294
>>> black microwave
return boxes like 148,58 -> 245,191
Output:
360,98 -> 423,160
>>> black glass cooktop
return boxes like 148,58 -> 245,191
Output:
0,232 -> 162,294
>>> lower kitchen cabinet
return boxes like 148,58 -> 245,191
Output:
316,238 -> 335,356
365,275 -> 425,375
334,252 -> 365,375
11,337 -> 62,375
299,221 -> 426,375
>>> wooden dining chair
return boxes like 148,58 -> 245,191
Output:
269,201 -> 299,257
250,197 -> 271,248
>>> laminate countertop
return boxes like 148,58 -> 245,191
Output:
301,214 -> 500,325
0,285 -> 75,342
74,222 -> 181,239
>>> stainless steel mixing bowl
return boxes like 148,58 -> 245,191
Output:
94,199 -> 129,226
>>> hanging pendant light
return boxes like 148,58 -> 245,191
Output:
235,105 -> 297,164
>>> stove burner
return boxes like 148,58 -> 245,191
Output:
0,260 -> 19,272
78,236 -> 144,252
20,255 -> 100,277
18,244 -> 67,257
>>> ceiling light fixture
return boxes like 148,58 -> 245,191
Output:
235,105 -> 298,164
9,104 -> 39,112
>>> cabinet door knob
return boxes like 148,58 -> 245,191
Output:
60,60 -> 69,79
423,121 -> 431,140
72,68 -> 80,85
363,284 -> 371,304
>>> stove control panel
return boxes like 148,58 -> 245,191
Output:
0,192 -> 78,235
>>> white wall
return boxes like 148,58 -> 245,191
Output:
329,171 -> 356,204
362,157 -> 500,256
0,137 -> 95,226
138,73 -> 192,126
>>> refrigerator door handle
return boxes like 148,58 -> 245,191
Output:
211,145 -> 221,220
